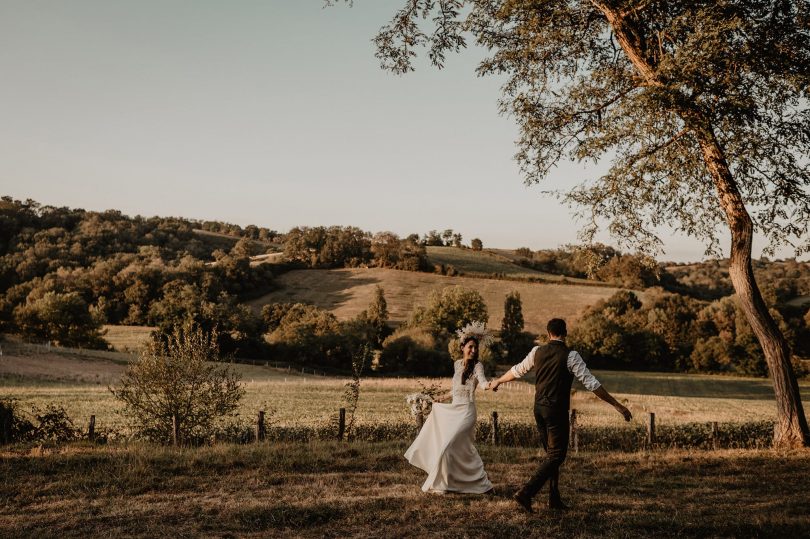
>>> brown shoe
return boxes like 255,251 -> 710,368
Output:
513,491 -> 534,514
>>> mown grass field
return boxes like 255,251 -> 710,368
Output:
246,267 -> 624,335
2,441 -> 809,538
2,350 -> 808,438
425,246 -> 593,284
101,325 -> 156,353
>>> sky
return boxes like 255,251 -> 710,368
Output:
0,1 -> 803,263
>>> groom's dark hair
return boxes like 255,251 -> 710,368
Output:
547,318 -> 567,337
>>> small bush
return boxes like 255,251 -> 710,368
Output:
0,399 -> 35,444
31,404 -> 81,443
111,323 -> 245,445
378,327 -> 452,376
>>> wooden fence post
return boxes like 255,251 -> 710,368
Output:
569,409 -> 578,454
172,414 -> 179,447
338,408 -> 346,441
646,412 -> 656,448
256,411 -> 266,442
88,415 -> 96,442
490,411 -> 499,445
711,421 -> 718,450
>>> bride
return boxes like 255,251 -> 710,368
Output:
404,322 -> 494,494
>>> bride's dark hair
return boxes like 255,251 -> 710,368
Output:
460,335 -> 479,385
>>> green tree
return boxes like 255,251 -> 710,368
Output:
266,304 -> 356,369
111,324 -> 244,444
500,291 -> 525,361
363,285 -> 390,347
410,285 -> 488,335
470,238 -> 483,251
13,291 -> 108,349
378,327 -> 451,376
356,0 -> 810,447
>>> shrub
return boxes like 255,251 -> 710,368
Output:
31,404 -> 81,443
0,399 -> 35,444
111,323 -> 244,445
266,304 -> 357,369
378,327 -> 452,376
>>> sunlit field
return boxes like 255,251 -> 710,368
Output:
246,267 -> 625,335
2,350 -> 807,437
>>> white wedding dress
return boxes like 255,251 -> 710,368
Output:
404,360 -> 493,493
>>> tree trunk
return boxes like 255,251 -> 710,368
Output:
594,0 -> 810,448
694,128 -> 809,448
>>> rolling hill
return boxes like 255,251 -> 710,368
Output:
425,246 -> 593,283
247,267 -> 626,334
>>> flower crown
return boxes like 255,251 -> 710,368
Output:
455,321 -> 494,348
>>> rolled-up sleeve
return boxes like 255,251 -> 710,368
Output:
568,351 -> 601,391
510,347 -> 538,379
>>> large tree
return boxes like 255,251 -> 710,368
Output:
336,0 -> 810,447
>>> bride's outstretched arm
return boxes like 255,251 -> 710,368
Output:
489,346 -> 538,391
474,362 -> 491,389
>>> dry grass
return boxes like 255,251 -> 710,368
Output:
246,267 -> 623,334
426,246 -> 594,283
1,441 -> 809,538
102,325 -> 156,353
3,351 -> 808,437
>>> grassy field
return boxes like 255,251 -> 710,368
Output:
425,246 -> 593,284
2,350 -> 808,438
102,325 -> 156,352
247,267 -> 624,335
1,441 -> 808,538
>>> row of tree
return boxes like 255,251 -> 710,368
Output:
282,227 -> 485,270
571,289 -> 810,377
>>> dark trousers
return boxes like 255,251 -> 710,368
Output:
521,403 -> 569,499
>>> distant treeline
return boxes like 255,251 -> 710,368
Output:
570,289 -> 810,377
1,197 -> 807,376
0,197 -> 280,354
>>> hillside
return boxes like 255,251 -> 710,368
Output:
425,246 -> 593,284
247,267 -> 625,334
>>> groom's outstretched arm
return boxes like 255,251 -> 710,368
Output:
593,386 -> 632,421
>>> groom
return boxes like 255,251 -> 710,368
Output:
489,318 -> 631,513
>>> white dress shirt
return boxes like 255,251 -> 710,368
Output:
509,342 -> 601,391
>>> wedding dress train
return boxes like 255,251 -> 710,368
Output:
404,360 -> 493,493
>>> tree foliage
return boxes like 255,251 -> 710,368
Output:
410,285 -> 488,334
111,324 -> 244,444
500,290 -> 533,361
353,0 -> 810,446
13,291 -> 107,348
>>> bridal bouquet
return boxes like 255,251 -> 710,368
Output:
405,392 -> 433,420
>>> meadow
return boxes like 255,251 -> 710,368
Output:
2,441 -> 809,538
3,349 -> 810,537
425,246 -> 593,284
2,348 -> 807,441
246,267 -> 624,335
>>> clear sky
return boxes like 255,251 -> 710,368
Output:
0,1 -> 802,262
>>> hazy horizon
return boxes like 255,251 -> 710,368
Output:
1,1 -> 805,263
